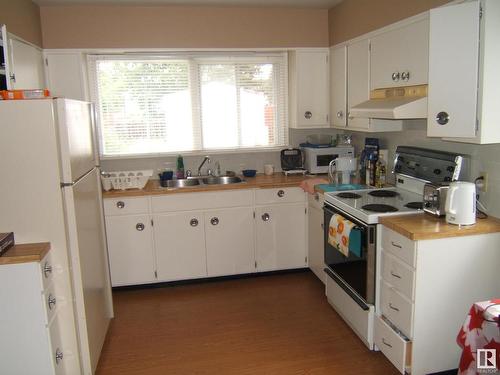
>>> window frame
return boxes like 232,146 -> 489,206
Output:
87,52 -> 289,160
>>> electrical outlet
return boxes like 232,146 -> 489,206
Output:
478,172 -> 488,193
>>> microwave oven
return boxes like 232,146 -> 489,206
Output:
302,146 -> 355,174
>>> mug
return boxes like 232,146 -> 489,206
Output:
264,164 -> 274,176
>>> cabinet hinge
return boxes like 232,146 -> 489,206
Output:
254,261 -> 257,268
326,55 -> 329,64
45,58 -> 49,66
151,219 -> 154,226
305,256 -> 308,263
368,41 -> 371,52
305,207 -> 307,214
154,270 -> 157,278
479,5 -> 483,19
9,73 -> 15,82
476,119 -> 479,133
326,114 -> 329,122
253,211 -> 256,219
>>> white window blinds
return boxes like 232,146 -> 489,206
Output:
88,53 -> 288,158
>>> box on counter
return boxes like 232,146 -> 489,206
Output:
0,232 -> 15,256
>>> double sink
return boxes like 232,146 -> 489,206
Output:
162,176 -> 244,189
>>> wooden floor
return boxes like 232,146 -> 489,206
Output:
96,271 -> 398,375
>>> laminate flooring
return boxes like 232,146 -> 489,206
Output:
96,271 -> 398,375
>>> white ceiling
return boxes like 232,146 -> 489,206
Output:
33,0 -> 344,9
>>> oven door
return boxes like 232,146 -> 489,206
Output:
323,203 -> 376,308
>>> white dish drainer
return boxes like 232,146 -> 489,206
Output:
101,170 -> 153,191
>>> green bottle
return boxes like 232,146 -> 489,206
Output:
176,155 -> 185,179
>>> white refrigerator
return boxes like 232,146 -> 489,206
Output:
0,98 -> 113,374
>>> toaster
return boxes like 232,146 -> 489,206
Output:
423,183 -> 450,217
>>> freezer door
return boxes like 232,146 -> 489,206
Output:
63,167 -> 112,374
56,98 -> 96,183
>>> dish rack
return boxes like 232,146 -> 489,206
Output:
101,170 -> 153,191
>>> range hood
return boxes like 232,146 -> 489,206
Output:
349,85 -> 428,120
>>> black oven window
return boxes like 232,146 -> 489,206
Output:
317,154 -> 338,167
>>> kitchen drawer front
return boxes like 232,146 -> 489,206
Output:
104,197 -> 149,216
152,189 -> 254,213
381,251 -> 415,301
308,192 -> 324,210
381,227 -> 416,267
255,187 -> 305,205
374,315 -> 411,374
48,315 -> 66,375
380,280 -> 413,339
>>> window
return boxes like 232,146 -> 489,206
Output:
88,53 -> 288,158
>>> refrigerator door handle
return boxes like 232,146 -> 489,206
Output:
61,167 -> 96,187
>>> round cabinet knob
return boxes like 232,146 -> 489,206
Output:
401,71 -> 410,81
436,111 -> 450,125
55,349 -> 64,365
43,262 -> 52,278
433,169 -> 441,175
210,217 -> 219,226
48,294 -> 57,310
116,201 -> 125,209
336,111 -> 343,118
304,111 -> 312,120
277,190 -> 285,198
446,166 -> 455,173
261,213 -> 270,222
136,223 -> 145,231
392,72 -> 400,82
190,218 -> 199,227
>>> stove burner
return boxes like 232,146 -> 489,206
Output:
362,204 -> 399,213
336,192 -> 362,199
368,190 -> 399,198
405,201 -> 424,210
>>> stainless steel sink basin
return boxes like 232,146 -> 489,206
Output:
201,176 -> 243,185
163,179 -> 200,188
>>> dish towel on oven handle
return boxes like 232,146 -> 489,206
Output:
328,214 -> 362,257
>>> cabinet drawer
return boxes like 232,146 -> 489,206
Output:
104,197 -> 149,216
152,189 -> 254,212
255,187 -> 305,205
381,251 -> 415,301
381,227 -> 416,267
374,315 -> 411,374
380,280 -> 413,338
48,316 -> 67,375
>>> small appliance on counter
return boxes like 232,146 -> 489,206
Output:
0,232 -> 14,256
328,156 -> 357,185
280,148 -> 306,175
423,182 -> 450,217
445,181 -> 477,226
302,146 -> 354,174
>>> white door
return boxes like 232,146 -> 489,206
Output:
330,45 -> 347,128
45,53 -> 88,101
63,168 -> 111,374
347,39 -> 370,130
255,204 -> 307,271
427,1 -> 480,138
153,211 -> 207,281
9,37 -> 45,90
308,202 -> 325,284
205,207 -> 255,277
370,18 -> 429,89
105,214 -> 155,286
295,50 -> 329,128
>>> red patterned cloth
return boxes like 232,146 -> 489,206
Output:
457,299 -> 500,374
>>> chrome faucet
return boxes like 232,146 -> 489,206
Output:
197,156 -> 211,176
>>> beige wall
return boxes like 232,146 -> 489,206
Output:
0,0 -> 43,47
328,0 -> 449,45
40,5 -> 328,49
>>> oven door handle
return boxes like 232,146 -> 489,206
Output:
324,268 -> 369,311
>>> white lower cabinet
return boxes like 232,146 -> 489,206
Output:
153,211 -> 207,281
255,203 -> 307,271
205,207 -> 255,277
105,214 -> 156,286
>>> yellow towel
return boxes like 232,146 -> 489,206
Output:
328,214 -> 356,257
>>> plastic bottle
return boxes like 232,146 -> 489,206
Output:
375,156 -> 386,188
176,155 -> 185,179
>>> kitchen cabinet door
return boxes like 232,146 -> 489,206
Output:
255,203 -> 307,271
347,39 -> 370,130
330,45 -> 347,128
153,212 -> 207,282
105,214 -> 155,286
308,196 -> 325,284
9,37 -> 45,90
289,49 -> 329,129
45,52 -> 88,101
370,18 -> 429,89
205,207 -> 255,277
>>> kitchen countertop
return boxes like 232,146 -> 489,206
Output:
0,242 -> 50,265
102,173 -> 316,198
380,214 -> 500,241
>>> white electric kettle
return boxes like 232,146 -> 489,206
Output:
445,181 -> 476,225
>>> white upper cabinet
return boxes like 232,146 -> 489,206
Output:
347,39 -> 370,130
370,18 -> 429,89
44,52 -> 88,101
427,0 -> 500,144
289,49 -> 330,129
330,45 -> 347,128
